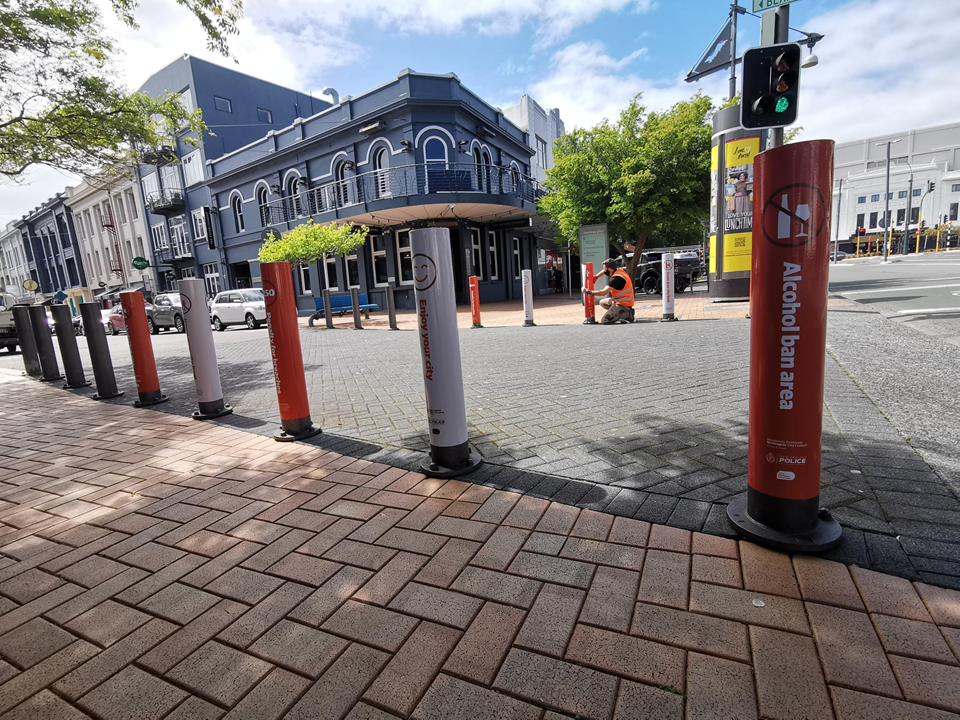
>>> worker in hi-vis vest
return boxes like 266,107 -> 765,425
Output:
587,259 -> 635,325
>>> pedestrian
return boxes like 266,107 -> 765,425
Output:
587,259 -> 634,324
553,266 -> 564,293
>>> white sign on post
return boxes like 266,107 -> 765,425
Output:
661,253 -> 677,322
752,0 -> 799,13
522,269 -> 536,326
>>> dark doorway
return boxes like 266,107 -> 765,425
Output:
449,228 -> 465,303
232,262 -> 252,289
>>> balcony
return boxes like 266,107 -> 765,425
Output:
153,238 -> 192,263
261,162 -> 546,227
141,146 -> 177,166
145,188 -> 185,216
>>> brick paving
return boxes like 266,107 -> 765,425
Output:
3,378 -> 960,718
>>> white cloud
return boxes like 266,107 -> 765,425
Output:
525,0 -> 960,143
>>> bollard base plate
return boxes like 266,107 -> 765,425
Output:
275,425 -> 322,443
39,375 -> 64,382
471,323 -> 483,329
93,390 -> 124,400
659,316 -> 679,322
726,495 -> 842,553
134,394 -> 168,408
583,318 -> 597,325
63,381 -> 92,390
420,450 -> 483,479
523,321 -> 537,327
193,404 -> 234,421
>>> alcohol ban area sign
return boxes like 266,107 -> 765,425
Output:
762,183 -> 827,249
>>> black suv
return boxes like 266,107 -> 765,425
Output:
635,250 -> 699,294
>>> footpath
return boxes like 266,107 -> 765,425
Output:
1,374 -> 960,719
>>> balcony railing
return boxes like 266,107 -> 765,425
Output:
262,162 -> 545,225
153,238 -> 192,263
145,188 -> 185,216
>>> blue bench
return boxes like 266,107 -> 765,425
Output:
313,293 -> 379,318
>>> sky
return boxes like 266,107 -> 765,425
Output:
3,0 -> 959,223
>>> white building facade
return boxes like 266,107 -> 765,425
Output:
0,222 -> 31,297
67,172 -> 154,304
503,95 -> 565,185
833,122 -> 960,243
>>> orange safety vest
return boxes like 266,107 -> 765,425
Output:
609,268 -> 634,307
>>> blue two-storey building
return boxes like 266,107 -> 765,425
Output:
200,69 -> 548,312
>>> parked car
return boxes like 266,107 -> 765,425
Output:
0,292 -> 19,353
147,293 -> 185,334
636,250 -> 699,295
209,289 -> 266,331
73,308 -> 115,336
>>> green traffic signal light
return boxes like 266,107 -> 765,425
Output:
775,97 -> 790,113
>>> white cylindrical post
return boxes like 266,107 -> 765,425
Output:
522,269 -> 536,326
661,252 -> 677,322
411,227 -> 482,478
179,278 -> 233,419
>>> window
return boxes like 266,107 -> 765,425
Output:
142,172 -> 159,199
870,194 -> 880,202
857,196 -> 866,203
323,254 -> 339,291
513,237 -> 521,279
169,215 -> 189,256
371,235 -> 389,286
161,164 -> 181,191
333,162 -> 349,208
914,188 -> 921,197
898,190 -> 908,199
136,236 -> 145,260
151,223 -> 168,250
896,208 -> 905,225
203,263 -> 221,296
257,107 -> 272,123
470,229 -> 483,280
424,137 -> 447,192
887,192 -> 893,200
346,252 -> 360,288
373,146 -> 390,198
113,196 -> 126,224
487,231 -> 499,281
298,263 -> 312,294
910,207 -> 919,223
536,136 -> 548,169
396,231 -> 413,285
127,191 -> 138,220
286,176 -> 303,217
231,195 -> 244,233
257,186 -> 269,226
182,150 -> 203,186
952,184 -> 960,192
214,95 -> 232,113
951,203 -> 959,222
180,267 -> 196,279
869,211 -> 878,229
94,250 -> 102,276
191,208 -> 207,240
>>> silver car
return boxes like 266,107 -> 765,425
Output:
210,289 -> 266,331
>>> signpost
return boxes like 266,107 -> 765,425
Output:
132,256 -> 149,271
578,224 -> 609,291
22,279 -> 39,292
752,0 -> 800,12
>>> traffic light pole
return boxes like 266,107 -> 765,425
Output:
833,177 -> 843,263
728,3 -> 738,102
904,174 -> 913,255
760,6 -> 790,149
883,142 -> 892,262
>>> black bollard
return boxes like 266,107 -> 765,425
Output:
50,305 -> 90,389
10,306 -> 41,378
79,302 -> 124,400
27,305 -> 62,381
350,287 -> 363,330
322,289 -> 334,329
386,282 -> 399,331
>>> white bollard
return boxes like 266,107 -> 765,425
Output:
411,227 -> 482,478
179,278 -> 233,419
522,269 -> 536,327
661,252 -> 677,322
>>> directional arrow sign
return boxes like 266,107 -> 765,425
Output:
753,0 -> 801,13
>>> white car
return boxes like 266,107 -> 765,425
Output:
210,289 -> 266,331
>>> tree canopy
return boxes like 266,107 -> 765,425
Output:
538,93 -> 713,275
1,0 -> 241,179
258,221 -> 371,266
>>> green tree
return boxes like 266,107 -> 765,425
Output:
1,0 -> 241,178
538,93 -> 713,277
258,221 -> 371,269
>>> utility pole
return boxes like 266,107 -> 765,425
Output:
903,172 -> 913,255
760,5 -> 790,149
728,4 -> 738,102
833,177 -> 843,262
875,139 -> 900,261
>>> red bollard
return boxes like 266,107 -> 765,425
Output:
120,291 -> 168,408
727,139 -> 841,552
583,262 -> 597,324
468,276 -> 483,328
261,261 -> 321,442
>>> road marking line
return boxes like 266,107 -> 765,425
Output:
841,282 -> 960,296
895,307 -> 960,316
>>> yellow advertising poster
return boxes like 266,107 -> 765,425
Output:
722,136 -> 760,273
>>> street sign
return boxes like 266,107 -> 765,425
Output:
22,279 -> 39,292
54,291 -> 67,302
761,183 -> 827,248
686,17 -> 735,83
752,0 -> 800,12
132,256 -> 149,270
98,281 -> 107,288
262,227 -> 280,242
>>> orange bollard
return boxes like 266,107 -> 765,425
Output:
261,261 -> 321,442
468,275 -> 483,328
120,291 -> 168,407
583,262 -> 597,324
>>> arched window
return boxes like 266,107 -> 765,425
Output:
231,195 -> 244,233
373,146 -> 390,198
481,150 -> 493,194
473,148 -> 484,191
424,137 -> 447,193
286,176 -> 302,218
256,186 -> 268,226
334,161 -> 349,207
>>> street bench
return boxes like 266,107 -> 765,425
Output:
313,293 -> 379,320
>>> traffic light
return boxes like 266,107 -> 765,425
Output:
858,227 -> 866,236
944,214 -> 949,224
928,181 -> 936,193
921,220 -> 927,232
740,43 -> 802,130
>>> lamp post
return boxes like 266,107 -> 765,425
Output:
903,161 -> 914,255
876,139 -> 901,262
833,177 -> 843,263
